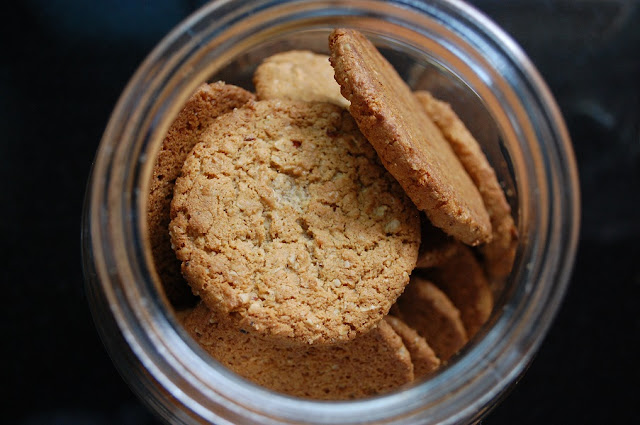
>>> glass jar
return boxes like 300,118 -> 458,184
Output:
81,0 -> 580,423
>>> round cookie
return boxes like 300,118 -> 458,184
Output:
147,82 -> 255,307
415,91 -> 517,281
254,50 -> 349,108
182,302 -> 414,400
170,99 -> 421,344
394,276 -> 468,362
426,244 -> 494,338
329,28 -> 492,246
384,315 -> 441,378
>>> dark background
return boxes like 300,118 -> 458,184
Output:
2,0 -> 638,424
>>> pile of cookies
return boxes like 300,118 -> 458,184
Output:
147,29 -> 517,400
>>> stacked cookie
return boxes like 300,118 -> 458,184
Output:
147,29 -> 516,400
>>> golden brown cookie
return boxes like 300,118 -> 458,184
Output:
329,29 -> 491,246
254,50 -> 349,108
384,315 -> 440,378
170,99 -> 421,344
394,276 -> 468,362
147,82 -> 255,307
182,302 -> 414,400
426,245 -> 493,338
415,91 -> 517,281
416,218 -> 460,269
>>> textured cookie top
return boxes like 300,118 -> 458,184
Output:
254,50 -> 349,108
182,302 -> 414,400
415,91 -> 517,280
147,82 -> 255,307
170,99 -> 420,344
329,29 -> 492,246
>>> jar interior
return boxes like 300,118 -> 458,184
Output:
155,24 -> 519,387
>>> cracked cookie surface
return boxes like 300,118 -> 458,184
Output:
170,99 -> 420,344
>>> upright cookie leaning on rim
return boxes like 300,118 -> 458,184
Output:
329,28 -> 492,246
169,99 -> 421,345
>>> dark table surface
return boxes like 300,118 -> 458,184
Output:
2,1 -> 638,424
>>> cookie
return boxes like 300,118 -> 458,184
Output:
254,50 -> 349,108
415,91 -> 517,280
170,99 -> 421,344
394,276 -> 468,362
182,302 -> 414,400
329,28 -> 492,246
147,82 -> 256,307
416,218 -> 460,269
384,315 -> 440,378
426,245 -> 493,338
